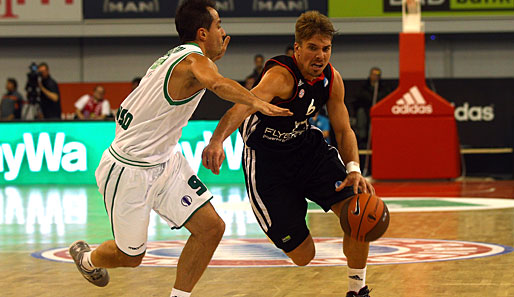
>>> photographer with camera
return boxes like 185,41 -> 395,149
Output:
36,62 -> 61,120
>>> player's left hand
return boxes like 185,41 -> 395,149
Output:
336,172 -> 375,195
212,36 -> 231,62
202,141 -> 225,175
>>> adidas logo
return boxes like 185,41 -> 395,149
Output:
349,275 -> 364,281
298,80 -> 304,87
391,86 -> 433,115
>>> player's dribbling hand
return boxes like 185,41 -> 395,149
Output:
335,172 -> 375,195
254,100 -> 293,117
202,141 -> 225,175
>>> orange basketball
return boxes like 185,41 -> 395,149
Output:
339,193 -> 390,242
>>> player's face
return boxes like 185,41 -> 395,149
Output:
294,34 -> 332,80
205,7 -> 226,58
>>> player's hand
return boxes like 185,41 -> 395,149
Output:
336,172 -> 375,195
253,99 -> 293,117
212,36 -> 231,62
202,141 -> 225,175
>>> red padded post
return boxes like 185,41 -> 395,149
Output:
370,33 -> 460,179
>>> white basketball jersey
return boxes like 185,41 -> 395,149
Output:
109,43 -> 206,167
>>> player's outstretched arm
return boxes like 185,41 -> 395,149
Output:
202,66 -> 295,175
327,69 -> 374,195
189,54 -> 292,117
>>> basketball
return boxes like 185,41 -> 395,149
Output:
339,193 -> 390,242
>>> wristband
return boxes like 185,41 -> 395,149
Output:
345,161 -> 361,174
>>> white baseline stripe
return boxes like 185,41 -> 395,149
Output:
306,197 -> 514,213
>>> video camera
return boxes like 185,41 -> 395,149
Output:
25,62 -> 40,104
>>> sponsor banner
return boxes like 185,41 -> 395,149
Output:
33,237 -> 513,267
345,78 -> 513,148
0,121 -> 244,185
0,0 -> 82,22
390,85 -> 434,115
84,0 -> 327,19
329,0 -> 514,17
433,78 -> 513,148
83,0 -> 173,19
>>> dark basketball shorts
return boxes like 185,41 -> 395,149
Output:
242,130 -> 356,252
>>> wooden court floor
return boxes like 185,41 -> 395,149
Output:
0,179 -> 513,297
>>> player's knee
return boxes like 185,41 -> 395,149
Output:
290,251 -> 314,266
124,254 -> 145,268
116,250 -> 145,268
196,216 -> 225,244
287,244 -> 315,266
127,256 -> 143,268
210,217 -> 225,242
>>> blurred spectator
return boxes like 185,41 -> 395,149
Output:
244,54 -> 264,89
309,110 -> 331,144
1,78 -> 23,121
353,67 -> 391,148
37,62 -> 61,120
250,54 -> 265,78
132,77 -> 142,91
75,85 -> 111,120
285,45 -> 294,57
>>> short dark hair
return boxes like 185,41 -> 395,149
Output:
7,78 -> 17,90
254,54 -> 264,61
175,0 -> 216,44
370,67 -> 382,76
38,62 -> 49,69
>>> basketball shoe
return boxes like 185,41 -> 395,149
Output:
346,285 -> 371,297
69,240 -> 110,287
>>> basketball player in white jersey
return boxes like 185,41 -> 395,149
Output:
68,1 -> 291,297
203,11 -> 375,297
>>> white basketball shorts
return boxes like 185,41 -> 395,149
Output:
95,149 -> 213,256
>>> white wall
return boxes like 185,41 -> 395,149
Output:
1,34 -> 513,95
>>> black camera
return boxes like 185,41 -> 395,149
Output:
25,62 -> 40,104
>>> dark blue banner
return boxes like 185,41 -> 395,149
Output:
84,0 -> 327,19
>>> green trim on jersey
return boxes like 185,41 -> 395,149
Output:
163,51 -> 205,106
110,167 -> 124,240
103,163 -> 116,207
108,146 -> 159,168
171,196 -> 214,230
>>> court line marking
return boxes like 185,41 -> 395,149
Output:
213,197 -> 514,213
31,237 -> 514,268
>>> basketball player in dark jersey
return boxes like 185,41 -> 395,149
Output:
203,11 -> 375,297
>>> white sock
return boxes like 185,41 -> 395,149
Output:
348,266 -> 366,293
170,288 -> 191,297
81,251 -> 95,271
